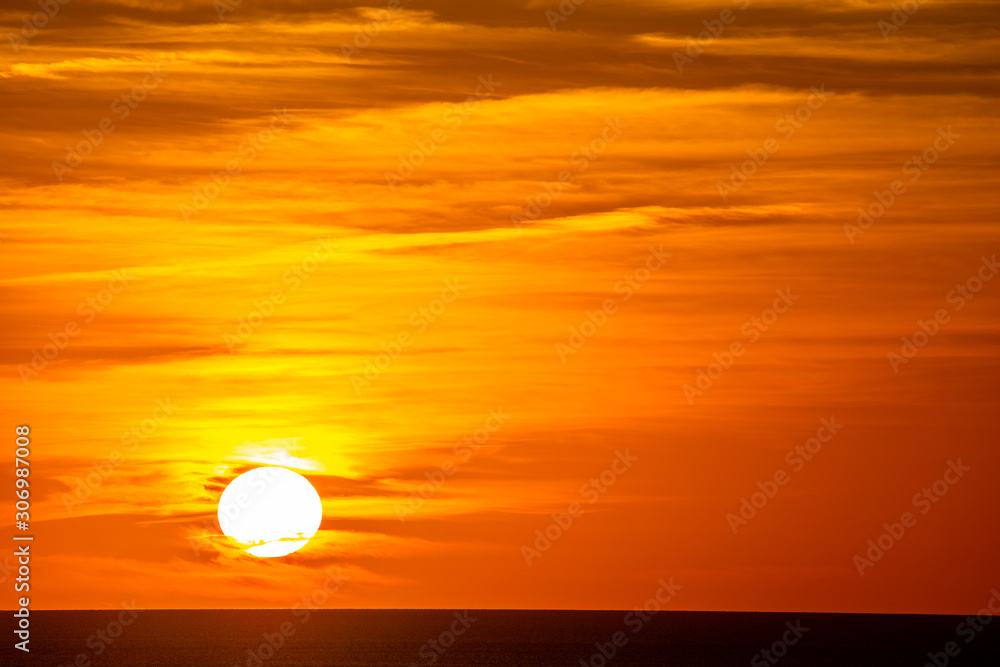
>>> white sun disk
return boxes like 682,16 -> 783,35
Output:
217,466 -> 323,557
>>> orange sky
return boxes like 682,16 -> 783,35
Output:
1,0 -> 999,613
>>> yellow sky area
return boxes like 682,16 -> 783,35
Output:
1,0 -> 999,613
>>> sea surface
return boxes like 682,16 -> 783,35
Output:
17,610 -> 1000,666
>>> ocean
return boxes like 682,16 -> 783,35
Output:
19,610 -> 1000,666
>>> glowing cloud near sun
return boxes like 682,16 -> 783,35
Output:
217,466 -> 323,557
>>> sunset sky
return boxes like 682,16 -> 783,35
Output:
1,0 -> 999,614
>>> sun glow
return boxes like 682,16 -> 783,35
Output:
217,467 -> 323,557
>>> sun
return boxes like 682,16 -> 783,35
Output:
217,466 -> 323,557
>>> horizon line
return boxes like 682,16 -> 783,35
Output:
9,608 -> 975,617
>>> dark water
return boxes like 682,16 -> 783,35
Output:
12,610 -> 1000,666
